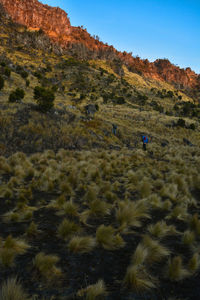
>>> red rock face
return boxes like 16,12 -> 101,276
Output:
0,0 -> 199,90
0,0 -> 71,39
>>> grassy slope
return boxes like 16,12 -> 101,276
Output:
1,22 -> 200,300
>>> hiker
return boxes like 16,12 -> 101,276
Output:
112,124 -> 117,135
142,135 -> 149,151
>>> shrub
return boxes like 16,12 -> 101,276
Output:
34,86 -> 55,112
189,123 -> 195,130
20,71 -> 28,79
0,76 -> 4,90
9,88 -> 25,103
4,67 -> 11,78
177,118 -> 185,128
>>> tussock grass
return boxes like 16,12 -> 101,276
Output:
34,252 -> 61,279
142,235 -> 170,264
0,277 -> 30,300
68,236 -> 96,253
123,265 -> 157,292
188,253 -> 200,273
189,214 -> 200,235
26,221 -> 39,237
131,243 -> 149,266
61,199 -> 79,217
166,256 -> 190,281
96,225 -> 125,250
88,199 -> 111,217
147,221 -> 179,239
116,200 -> 150,231
77,279 -> 107,300
182,230 -> 195,246
3,235 -> 30,255
58,218 -> 80,240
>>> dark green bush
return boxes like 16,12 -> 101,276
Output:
4,67 -> 11,77
167,91 -> 174,98
177,118 -> 186,128
9,88 -> 25,102
20,71 -> 28,79
26,79 -> 30,87
34,86 -> 55,112
0,75 -> 4,90
189,123 -> 195,130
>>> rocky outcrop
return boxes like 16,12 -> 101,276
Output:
0,0 -> 199,90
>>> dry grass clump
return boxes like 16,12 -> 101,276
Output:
0,277 -> 30,300
88,199 -> 111,217
116,200 -> 150,231
141,235 -> 170,264
0,235 -> 30,267
34,252 -> 61,279
188,253 -> 200,273
123,265 -> 157,292
96,225 -> 125,250
189,214 -> 200,235
131,243 -> 149,266
68,236 -> 96,253
59,181 -> 73,195
58,218 -> 81,240
4,205 -> 35,223
167,204 -> 188,221
0,187 -> 13,199
77,279 -> 107,300
182,230 -> 195,246
165,256 -> 190,281
147,221 -> 179,239
26,221 -> 39,237
60,199 -> 79,217
84,186 -> 98,203
138,178 -> 152,198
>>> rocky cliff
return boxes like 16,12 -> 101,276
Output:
0,0 -> 199,90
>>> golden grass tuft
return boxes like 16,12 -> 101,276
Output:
123,265 -> 157,292
68,236 -> 96,253
0,277 -> 30,300
58,219 -> 80,240
116,200 -> 150,231
147,221 -> 179,239
77,279 -> 107,300
188,253 -> 200,273
142,235 -> 170,264
88,199 -> 111,217
166,256 -> 190,281
34,252 -> 61,279
96,225 -> 125,250
182,230 -> 195,246
62,199 -> 79,217
131,243 -> 149,266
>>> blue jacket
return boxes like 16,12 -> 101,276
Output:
142,136 -> 148,143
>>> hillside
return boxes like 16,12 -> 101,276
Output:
1,0 -> 200,95
1,2 -> 200,300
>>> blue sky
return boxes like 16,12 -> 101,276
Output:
40,0 -> 200,73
